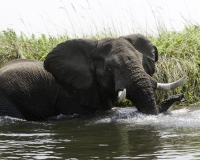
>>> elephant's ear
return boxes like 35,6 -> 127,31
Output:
44,38 -> 99,108
120,34 -> 158,76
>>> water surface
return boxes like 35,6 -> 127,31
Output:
1,106 -> 200,159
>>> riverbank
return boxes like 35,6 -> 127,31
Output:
0,26 -> 199,106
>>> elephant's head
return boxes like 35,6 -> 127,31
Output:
44,34 -> 185,115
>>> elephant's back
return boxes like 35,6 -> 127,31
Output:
0,59 -> 47,77
0,59 -> 61,120
1,59 -> 38,67
0,59 -> 57,93
0,59 -> 44,75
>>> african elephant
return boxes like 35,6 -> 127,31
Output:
0,34 -> 186,121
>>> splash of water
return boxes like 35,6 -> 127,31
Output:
93,106 -> 200,127
1,106 -> 200,128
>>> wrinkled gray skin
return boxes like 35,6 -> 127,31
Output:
0,34 -> 183,121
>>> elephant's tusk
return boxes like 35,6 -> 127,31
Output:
157,76 -> 186,90
118,88 -> 126,102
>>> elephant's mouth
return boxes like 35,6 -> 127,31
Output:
118,76 -> 186,102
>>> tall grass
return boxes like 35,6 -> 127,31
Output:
0,29 -> 70,64
150,25 -> 200,106
0,26 -> 199,106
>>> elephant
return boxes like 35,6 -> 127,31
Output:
0,34 -> 186,121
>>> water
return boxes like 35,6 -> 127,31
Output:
1,106 -> 200,159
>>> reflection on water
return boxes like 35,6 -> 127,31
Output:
1,106 -> 200,159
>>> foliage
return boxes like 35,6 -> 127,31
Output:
0,29 -> 70,66
149,25 -> 200,106
0,26 -> 200,107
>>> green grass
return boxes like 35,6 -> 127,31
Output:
150,25 -> 200,106
0,26 -> 199,107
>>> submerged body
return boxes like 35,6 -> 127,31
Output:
0,34 -> 186,121
0,59 -> 185,121
0,59 -> 97,120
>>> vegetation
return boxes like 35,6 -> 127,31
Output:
150,25 -> 200,106
0,26 -> 199,107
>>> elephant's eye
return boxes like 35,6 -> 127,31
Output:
106,66 -> 113,73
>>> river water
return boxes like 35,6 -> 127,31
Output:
1,106 -> 200,159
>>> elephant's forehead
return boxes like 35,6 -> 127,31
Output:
96,50 -> 142,71
97,38 -> 139,60
97,38 -> 133,52
108,52 -> 142,65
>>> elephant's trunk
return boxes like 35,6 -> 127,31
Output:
125,74 -> 159,115
118,75 -> 186,114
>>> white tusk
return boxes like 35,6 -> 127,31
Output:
157,76 -> 186,90
118,88 -> 126,102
